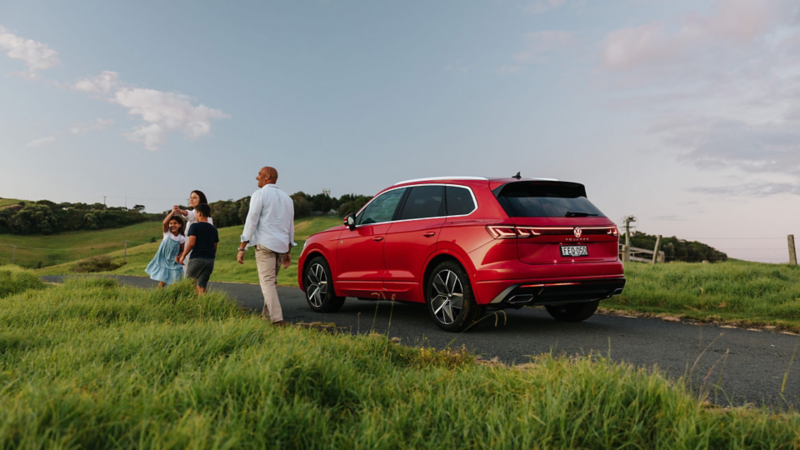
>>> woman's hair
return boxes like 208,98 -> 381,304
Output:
168,214 -> 186,235
190,190 -> 208,208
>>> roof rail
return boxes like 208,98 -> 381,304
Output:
394,176 -> 489,185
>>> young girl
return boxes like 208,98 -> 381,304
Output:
173,190 -> 214,273
145,211 -> 186,287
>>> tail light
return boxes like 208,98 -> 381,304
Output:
486,225 -> 541,239
608,226 -> 619,237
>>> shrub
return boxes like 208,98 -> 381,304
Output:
0,265 -> 45,298
71,256 -> 125,273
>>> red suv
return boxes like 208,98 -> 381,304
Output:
297,176 -> 625,331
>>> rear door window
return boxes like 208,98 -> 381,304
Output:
445,186 -> 476,216
399,186 -> 445,220
495,182 -> 605,218
357,188 -> 405,225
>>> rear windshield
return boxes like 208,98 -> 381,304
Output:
495,182 -> 606,218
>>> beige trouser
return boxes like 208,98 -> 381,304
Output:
255,245 -> 284,322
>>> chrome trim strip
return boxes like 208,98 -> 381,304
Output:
394,176 -> 488,185
490,284 -> 518,304
353,183 -> 479,228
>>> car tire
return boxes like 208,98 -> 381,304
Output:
303,256 -> 345,313
545,301 -> 599,322
425,260 -> 481,332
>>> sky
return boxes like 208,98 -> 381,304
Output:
1,0 -> 799,263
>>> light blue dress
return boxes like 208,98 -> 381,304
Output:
145,233 -> 185,285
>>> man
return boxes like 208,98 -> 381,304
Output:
237,166 -> 295,325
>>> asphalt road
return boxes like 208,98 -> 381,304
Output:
43,275 -> 800,409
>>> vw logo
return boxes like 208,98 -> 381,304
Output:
573,227 -> 582,239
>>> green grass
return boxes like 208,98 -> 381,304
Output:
25,220 -> 800,332
0,265 -> 45,298
0,198 -> 23,209
37,216 -> 343,286
0,221 -> 163,268
1,270 -> 799,448
604,260 -> 800,332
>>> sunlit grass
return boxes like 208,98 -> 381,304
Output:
1,269 -> 799,448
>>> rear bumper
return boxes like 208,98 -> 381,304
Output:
474,275 -> 625,306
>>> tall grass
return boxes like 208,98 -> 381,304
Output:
0,265 -> 45,298
1,269 -> 799,448
605,260 -> 800,331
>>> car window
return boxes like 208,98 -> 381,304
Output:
357,188 -> 405,225
445,186 -> 476,216
399,186 -> 445,220
495,181 -> 605,218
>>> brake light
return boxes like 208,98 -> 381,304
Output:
608,226 -> 619,237
486,226 -> 541,239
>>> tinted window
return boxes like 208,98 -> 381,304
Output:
399,186 -> 445,220
446,186 -> 476,216
357,188 -> 405,225
496,182 -> 605,218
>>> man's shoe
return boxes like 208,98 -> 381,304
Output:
272,320 -> 286,326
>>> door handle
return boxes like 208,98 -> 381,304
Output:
423,232 -> 436,237
373,236 -> 384,242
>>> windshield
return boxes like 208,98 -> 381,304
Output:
495,181 -> 606,218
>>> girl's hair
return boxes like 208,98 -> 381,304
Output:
168,214 -> 186,235
190,190 -> 208,208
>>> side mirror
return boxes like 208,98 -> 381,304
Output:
344,213 -> 356,231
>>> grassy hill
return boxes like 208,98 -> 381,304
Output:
0,221 -> 164,268
37,216 -> 343,286
0,198 -> 23,209
1,268 -> 798,447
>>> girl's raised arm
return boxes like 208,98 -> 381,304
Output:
162,210 -> 175,233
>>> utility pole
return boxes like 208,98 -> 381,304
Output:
622,215 -> 636,247
789,235 -> 797,265
103,196 -> 107,211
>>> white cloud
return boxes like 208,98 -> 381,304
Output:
71,71 -> 121,94
514,30 -> 576,63
0,25 -> 60,79
524,0 -> 568,15
69,118 -> 114,135
601,0 -> 791,70
599,0 -> 800,196
113,88 -> 228,151
25,136 -> 56,147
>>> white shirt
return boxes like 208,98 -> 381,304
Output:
163,232 -> 187,245
184,210 -> 213,237
241,184 -> 295,253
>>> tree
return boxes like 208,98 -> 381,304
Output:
132,204 -> 146,212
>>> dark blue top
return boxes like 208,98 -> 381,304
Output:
188,222 -> 219,259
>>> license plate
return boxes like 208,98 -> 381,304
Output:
561,245 -> 588,257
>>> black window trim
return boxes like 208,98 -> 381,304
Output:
353,183 -> 478,228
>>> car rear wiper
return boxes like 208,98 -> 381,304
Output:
565,211 -> 598,217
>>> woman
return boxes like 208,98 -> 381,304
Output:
173,190 -> 214,274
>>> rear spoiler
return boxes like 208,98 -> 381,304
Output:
491,180 -> 588,198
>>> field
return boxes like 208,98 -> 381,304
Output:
0,197 -> 23,209
36,216 -> 343,286
1,266 -> 799,448
0,221 -> 162,268
604,260 -> 800,332
16,217 -> 800,332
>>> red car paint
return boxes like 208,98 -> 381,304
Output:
298,177 -> 625,325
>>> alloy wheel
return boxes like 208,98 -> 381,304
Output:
430,269 -> 464,325
306,263 -> 328,308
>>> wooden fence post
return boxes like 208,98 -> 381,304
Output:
123,241 -> 128,263
11,245 -> 16,265
789,235 -> 797,265
651,235 -> 662,265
